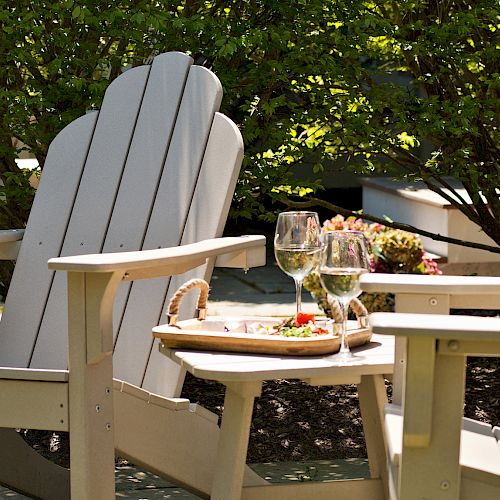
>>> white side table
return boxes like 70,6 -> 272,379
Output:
159,334 -> 395,500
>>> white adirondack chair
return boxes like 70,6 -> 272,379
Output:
361,274 -> 500,499
0,51 -> 266,499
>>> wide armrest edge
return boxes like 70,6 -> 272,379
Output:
360,273 -> 500,295
369,312 -> 500,341
0,229 -> 25,242
48,235 -> 266,277
0,229 -> 25,260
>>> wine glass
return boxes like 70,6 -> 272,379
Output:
274,211 -> 322,316
319,230 -> 370,362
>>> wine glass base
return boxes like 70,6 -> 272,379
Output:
330,351 -> 364,364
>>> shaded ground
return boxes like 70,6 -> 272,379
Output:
23,355 -> 499,468
181,356 -> 500,464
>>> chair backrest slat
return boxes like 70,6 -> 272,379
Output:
0,52 -> 242,399
0,113 -> 97,367
111,64 -> 224,386
142,112 -> 243,395
30,64 -> 154,368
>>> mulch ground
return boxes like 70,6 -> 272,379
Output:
181,356 -> 500,464
23,355 -> 499,469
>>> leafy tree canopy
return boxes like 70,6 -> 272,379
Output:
1,0 -> 499,247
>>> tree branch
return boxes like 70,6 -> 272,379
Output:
283,196 -> 500,254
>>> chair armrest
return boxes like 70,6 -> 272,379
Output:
0,229 -> 24,260
360,273 -> 500,310
360,273 -> 500,295
48,235 -> 266,280
369,312 -> 500,346
54,235 -> 265,365
370,311 -> 500,451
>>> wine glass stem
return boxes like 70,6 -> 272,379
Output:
294,278 -> 303,315
340,300 -> 350,355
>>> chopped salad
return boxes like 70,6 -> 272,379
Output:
247,313 -> 331,338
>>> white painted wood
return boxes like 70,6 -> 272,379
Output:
0,51 -> 259,497
152,113 -> 247,375
103,52 -> 193,257
48,234 -> 265,274
369,312 -> 500,340
161,333 -> 394,383
67,271 -> 117,499
241,479 -> 385,500
117,379 -> 191,410
140,111 -> 243,395
0,366 -> 68,382
493,427 -> 500,448
361,273 -> 500,296
31,64 -> 152,368
161,337 -> 394,500
361,273 -> 500,405
305,373 -> 362,385
402,336 -> 436,448
385,407 -> 500,495
400,353 -> 466,499
0,112 -> 97,367
392,293 -> 450,406
113,381 -> 220,498
148,392 -> 191,410
189,402 -> 220,424
460,420 -> 500,476
114,379 -> 266,498
371,311 -> 500,500
358,374 -> 389,498
112,63 -> 225,389
363,274 -> 500,499
0,428 -> 70,500
361,273 -> 500,314
211,381 -> 262,500
101,52 -> 192,347
0,379 -> 68,431
0,229 -> 24,260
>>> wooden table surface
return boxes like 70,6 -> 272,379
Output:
160,333 -> 394,383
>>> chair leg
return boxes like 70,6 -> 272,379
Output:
0,428 -> 70,499
211,381 -> 262,500
358,374 -> 390,500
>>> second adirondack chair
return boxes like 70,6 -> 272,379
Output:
361,274 -> 500,499
0,51 -> 266,499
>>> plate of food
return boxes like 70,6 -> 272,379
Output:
153,313 -> 371,356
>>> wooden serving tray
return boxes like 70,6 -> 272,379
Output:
153,316 -> 372,356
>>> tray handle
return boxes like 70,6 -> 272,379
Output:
327,295 -> 368,329
167,278 -> 209,326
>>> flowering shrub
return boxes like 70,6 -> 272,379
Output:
304,215 -> 442,316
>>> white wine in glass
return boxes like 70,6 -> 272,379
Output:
319,230 -> 370,362
274,211 -> 321,315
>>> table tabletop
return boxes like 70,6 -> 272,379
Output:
159,333 -> 395,383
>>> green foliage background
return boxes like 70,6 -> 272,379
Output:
1,0 -> 499,245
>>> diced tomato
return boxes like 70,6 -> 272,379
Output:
294,312 -> 315,326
